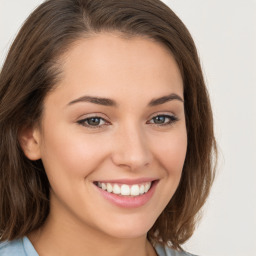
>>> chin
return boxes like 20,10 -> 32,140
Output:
99,215 -> 156,239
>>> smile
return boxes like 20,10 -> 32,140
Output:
96,182 -> 152,196
93,179 -> 158,208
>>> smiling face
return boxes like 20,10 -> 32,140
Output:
24,33 -> 187,239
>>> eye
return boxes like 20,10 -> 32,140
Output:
148,114 -> 178,126
77,116 -> 108,128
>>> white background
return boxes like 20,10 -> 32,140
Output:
0,1 -> 255,256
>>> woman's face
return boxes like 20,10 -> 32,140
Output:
32,33 -> 187,238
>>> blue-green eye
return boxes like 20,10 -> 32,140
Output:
149,115 -> 178,125
77,117 -> 107,128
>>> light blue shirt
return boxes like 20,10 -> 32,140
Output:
0,237 -> 196,256
0,237 -> 38,256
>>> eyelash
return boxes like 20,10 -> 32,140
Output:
77,116 -> 108,129
147,114 -> 179,126
77,114 -> 178,129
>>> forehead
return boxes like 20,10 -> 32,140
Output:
49,32 -> 183,105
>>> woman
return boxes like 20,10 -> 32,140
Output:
0,0 -> 216,255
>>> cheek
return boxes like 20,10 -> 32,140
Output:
153,129 -> 187,176
144,129 -> 187,219
40,127 -> 109,180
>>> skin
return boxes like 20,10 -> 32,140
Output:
21,32 -> 187,256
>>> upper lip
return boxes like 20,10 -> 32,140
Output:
94,178 -> 158,185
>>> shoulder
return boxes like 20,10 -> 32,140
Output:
0,237 -> 38,256
154,243 -> 198,256
0,238 -> 26,256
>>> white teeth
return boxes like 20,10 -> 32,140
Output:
113,184 -> 121,194
107,183 -> 113,193
96,182 -> 152,196
145,183 -> 151,192
130,185 -> 140,196
120,184 -> 130,195
139,185 -> 145,194
101,183 -> 107,190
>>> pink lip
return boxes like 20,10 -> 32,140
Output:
94,180 -> 159,208
95,177 -> 156,185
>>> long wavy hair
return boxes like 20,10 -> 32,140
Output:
0,0 -> 216,250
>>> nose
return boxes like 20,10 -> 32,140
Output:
111,124 -> 152,171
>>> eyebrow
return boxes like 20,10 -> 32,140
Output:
148,93 -> 184,106
67,93 -> 184,107
68,96 -> 117,107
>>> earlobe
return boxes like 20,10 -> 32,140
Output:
18,125 -> 41,160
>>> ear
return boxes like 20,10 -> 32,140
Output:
18,125 -> 42,160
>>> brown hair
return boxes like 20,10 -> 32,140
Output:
0,0 -> 216,250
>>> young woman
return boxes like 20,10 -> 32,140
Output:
0,0 -> 216,255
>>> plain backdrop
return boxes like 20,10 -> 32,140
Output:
0,1 -> 255,256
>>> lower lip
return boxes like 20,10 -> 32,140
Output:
94,181 -> 158,208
